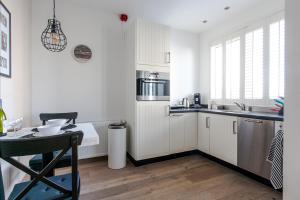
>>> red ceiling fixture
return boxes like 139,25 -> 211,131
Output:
120,14 -> 128,22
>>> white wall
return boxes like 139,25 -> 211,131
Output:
284,0 -> 300,199
0,0 -> 32,195
31,0 -> 126,125
31,0 -> 127,158
1,0 -> 32,125
198,0 -> 284,104
170,29 -> 200,104
31,0 -> 201,157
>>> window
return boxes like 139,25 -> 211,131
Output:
210,44 -> 223,99
226,37 -> 240,99
209,15 -> 285,104
245,28 -> 264,99
269,20 -> 285,99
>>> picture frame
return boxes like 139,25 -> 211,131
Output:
0,1 -> 11,78
73,45 -> 92,63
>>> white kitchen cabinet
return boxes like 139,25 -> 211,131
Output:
224,116 -> 238,165
170,113 -> 198,153
170,113 -> 185,153
136,19 -> 170,68
184,113 -> 198,150
136,101 -> 170,159
198,113 -> 238,165
125,19 -> 171,161
210,115 -> 238,165
198,113 -> 211,154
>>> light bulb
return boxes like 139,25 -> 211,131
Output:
50,32 -> 60,45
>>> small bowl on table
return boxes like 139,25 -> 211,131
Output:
47,119 -> 68,127
37,125 -> 62,136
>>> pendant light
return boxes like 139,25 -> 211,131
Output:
41,0 -> 67,52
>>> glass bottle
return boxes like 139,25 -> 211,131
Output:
0,108 -> 7,135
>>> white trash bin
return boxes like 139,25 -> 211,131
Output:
108,122 -> 127,169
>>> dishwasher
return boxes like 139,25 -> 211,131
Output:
237,118 -> 275,179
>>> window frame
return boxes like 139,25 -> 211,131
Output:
268,18 -> 285,99
209,11 -> 284,106
225,37 -> 241,100
210,43 -> 224,100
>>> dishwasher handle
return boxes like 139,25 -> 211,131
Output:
245,119 -> 264,124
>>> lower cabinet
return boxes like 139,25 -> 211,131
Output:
198,113 -> 238,166
170,113 -> 198,154
184,113 -> 198,150
170,114 -> 185,153
136,105 -> 237,164
198,113 -> 211,154
137,101 -> 170,160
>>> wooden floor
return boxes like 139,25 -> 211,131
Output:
60,155 -> 282,200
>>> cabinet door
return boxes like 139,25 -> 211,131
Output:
223,116 -> 238,165
136,19 -> 151,66
198,113 -> 211,154
170,114 -> 185,153
152,24 -> 170,67
210,115 -> 238,165
136,19 -> 170,67
137,101 -> 170,159
184,113 -> 198,150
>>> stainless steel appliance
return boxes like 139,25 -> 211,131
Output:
194,93 -> 201,107
182,98 -> 189,108
136,70 -> 170,101
237,118 -> 275,179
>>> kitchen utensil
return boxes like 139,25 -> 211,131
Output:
275,99 -> 284,105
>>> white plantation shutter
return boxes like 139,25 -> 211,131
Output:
210,44 -> 223,99
226,38 -> 240,99
245,28 -> 264,99
269,20 -> 285,99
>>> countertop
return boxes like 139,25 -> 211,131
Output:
170,107 -> 284,121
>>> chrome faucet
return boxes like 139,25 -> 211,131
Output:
234,102 -> 246,111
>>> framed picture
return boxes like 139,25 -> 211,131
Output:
0,1 -> 11,78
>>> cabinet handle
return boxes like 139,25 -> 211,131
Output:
233,121 -> 237,134
170,114 -> 184,117
245,119 -> 263,124
206,117 -> 210,129
165,52 -> 170,64
166,105 -> 170,116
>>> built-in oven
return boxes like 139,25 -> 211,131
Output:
136,70 -> 170,101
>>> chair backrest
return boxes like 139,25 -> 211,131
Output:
40,112 -> 78,125
0,165 -> 4,200
0,131 -> 83,200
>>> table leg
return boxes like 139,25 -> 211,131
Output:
42,152 -> 54,177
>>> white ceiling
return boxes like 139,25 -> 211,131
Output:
72,0 -> 284,33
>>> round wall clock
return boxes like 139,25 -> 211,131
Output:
73,45 -> 92,62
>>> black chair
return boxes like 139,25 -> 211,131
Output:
29,112 -> 78,177
40,112 -> 78,126
0,131 -> 83,200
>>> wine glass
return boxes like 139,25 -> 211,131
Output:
8,118 -> 23,137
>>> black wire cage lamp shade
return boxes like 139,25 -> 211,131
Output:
41,0 -> 67,52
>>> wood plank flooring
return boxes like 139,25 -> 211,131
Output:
60,155 -> 282,200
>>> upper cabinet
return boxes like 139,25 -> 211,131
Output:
135,19 -> 170,69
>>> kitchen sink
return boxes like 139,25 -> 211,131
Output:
221,110 -> 251,113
